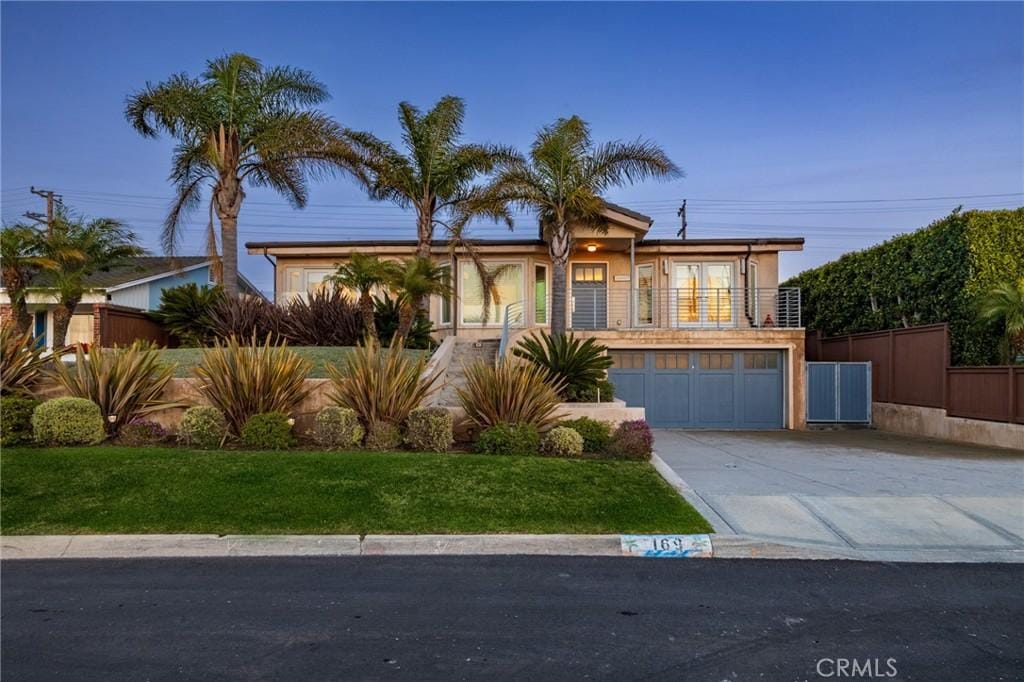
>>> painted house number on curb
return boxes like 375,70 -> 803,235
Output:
620,534 -> 713,558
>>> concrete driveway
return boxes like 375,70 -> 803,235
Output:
654,429 -> 1024,561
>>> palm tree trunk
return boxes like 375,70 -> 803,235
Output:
549,225 -> 572,337
359,291 -> 378,342
415,208 -> 432,314
220,216 -> 239,298
396,302 -> 415,344
3,270 -> 34,335
52,299 -> 78,350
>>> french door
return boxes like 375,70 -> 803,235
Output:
670,263 -> 734,327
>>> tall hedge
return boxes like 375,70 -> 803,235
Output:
782,208 -> 1024,365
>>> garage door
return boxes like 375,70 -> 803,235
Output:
608,350 -> 784,429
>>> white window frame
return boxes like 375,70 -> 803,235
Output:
458,260 -> 527,328
438,261 -> 452,327
634,262 -> 655,327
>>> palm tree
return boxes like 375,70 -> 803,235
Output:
45,212 -> 145,347
125,53 -> 366,296
0,224 -> 57,335
328,253 -> 395,341
979,278 -> 1024,363
483,116 -> 681,335
388,257 -> 453,341
344,96 -> 517,305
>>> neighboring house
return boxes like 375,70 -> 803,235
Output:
0,256 -> 261,350
248,201 -> 809,429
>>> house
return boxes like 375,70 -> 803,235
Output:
247,202 -> 808,429
0,256 -> 261,350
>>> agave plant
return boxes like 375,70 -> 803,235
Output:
326,338 -> 438,433
193,336 -> 313,436
456,360 -> 565,430
49,340 -> 181,435
512,331 -> 613,401
0,321 -> 47,396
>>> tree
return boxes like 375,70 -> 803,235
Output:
388,257 -> 452,342
0,225 -> 57,335
345,96 -> 517,306
125,53 -> 366,296
328,253 -> 395,342
44,212 -> 145,347
978,278 -> 1024,363
483,116 -> 681,335
149,282 -> 225,347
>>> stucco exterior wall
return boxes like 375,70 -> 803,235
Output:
872,402 -> 1024,451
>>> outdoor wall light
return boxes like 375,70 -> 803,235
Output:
586,243 -> 598,252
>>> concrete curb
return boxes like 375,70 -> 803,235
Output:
3,534 -> 1022,562
650,452 -> 735,534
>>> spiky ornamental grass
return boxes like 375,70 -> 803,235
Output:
193,336 -> 312,436
326,338 -> 438,436
456,360 -> 565,430
49,341 -> 181,436
0,322 -> 47,396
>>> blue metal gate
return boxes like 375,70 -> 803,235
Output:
806,362 -> 872,423
609,350 -> 784,429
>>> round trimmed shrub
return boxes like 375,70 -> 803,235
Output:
475,423 -> 540,456
606,419 -> 654,460
32,397 -> 105,446
177,406 -> 228,450
312,406 -> 364,449
1,396 -> 39,447
119,419 -> 168,446
560,417 -> 612,453
365,420 -> 402,451
404,407 -> 454,452
241,412 -> 294,450
540,426 -> 584,458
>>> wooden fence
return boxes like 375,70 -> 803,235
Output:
807,324 -> 1020,424
92,304 -> 174,348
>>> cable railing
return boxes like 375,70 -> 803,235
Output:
497,301 -> 525,363
569,287 -> 801,330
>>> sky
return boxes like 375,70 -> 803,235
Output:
2,1 -> 1022,297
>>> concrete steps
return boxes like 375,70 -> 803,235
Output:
437,339 -> 500,407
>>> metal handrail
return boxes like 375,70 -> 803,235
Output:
497,301 -> 525,363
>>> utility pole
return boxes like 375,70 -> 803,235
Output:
676,199 -> 687,239
24,186 -> 62,236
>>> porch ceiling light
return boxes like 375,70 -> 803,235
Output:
586,243 -> 598,252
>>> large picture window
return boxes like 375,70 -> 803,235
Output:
460,262 -> 524,325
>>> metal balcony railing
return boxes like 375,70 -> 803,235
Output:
569,287 -> 801,330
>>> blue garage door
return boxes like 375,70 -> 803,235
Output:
608,350 -> 784,429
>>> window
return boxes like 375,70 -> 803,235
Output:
460,262 -> 524,325
744,352 -> 778,370
654,352 -> 689,369
636,264 -> 654,326
699,352 -> 734,370
66,314 -> 94,346
282,267 -> 335,303
705,264 -> 733,323
534,264 -> 548,325
439,263 -> 452,326
609,351 -> 645,369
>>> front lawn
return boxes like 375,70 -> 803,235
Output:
0,447 -> 710,535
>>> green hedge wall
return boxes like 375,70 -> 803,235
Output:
782,208 -> 1024,365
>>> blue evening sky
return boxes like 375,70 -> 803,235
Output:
2,1 -> 1022,295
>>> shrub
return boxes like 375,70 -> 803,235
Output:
194,336 -> 312,436
475,423 -> 540,456
560,417 -> 612,453
606,420 -> 654,460
512,331 -> 613,402
149,283 -> 223,347
312,406 -> 364,449
405,407 -> 453,452
570,378 -> 616,403
281,289 -> 363,347
457,360 -> 564,430
32,397 -> 105,446
374,296 -> 435,350
1,396 -> 39,446
540,426 -> 584,458
177,406 -> 228,449
327,338 -> 438,430
119,419 -> 168,446
209,295 -> 284,343
364,420 -> 402,451
1,321 -> 46,396
49,341 -> 180,436
241,412 -> 294,450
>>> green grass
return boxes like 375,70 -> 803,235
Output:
158,347 -> 423,378
0,447 -> 711,536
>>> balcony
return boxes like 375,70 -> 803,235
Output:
568,287 -> 801,331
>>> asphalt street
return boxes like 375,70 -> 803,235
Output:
2,556 -> 1021,680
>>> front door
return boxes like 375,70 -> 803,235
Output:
571,264 -> 607,330
33,310 -> 47,348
